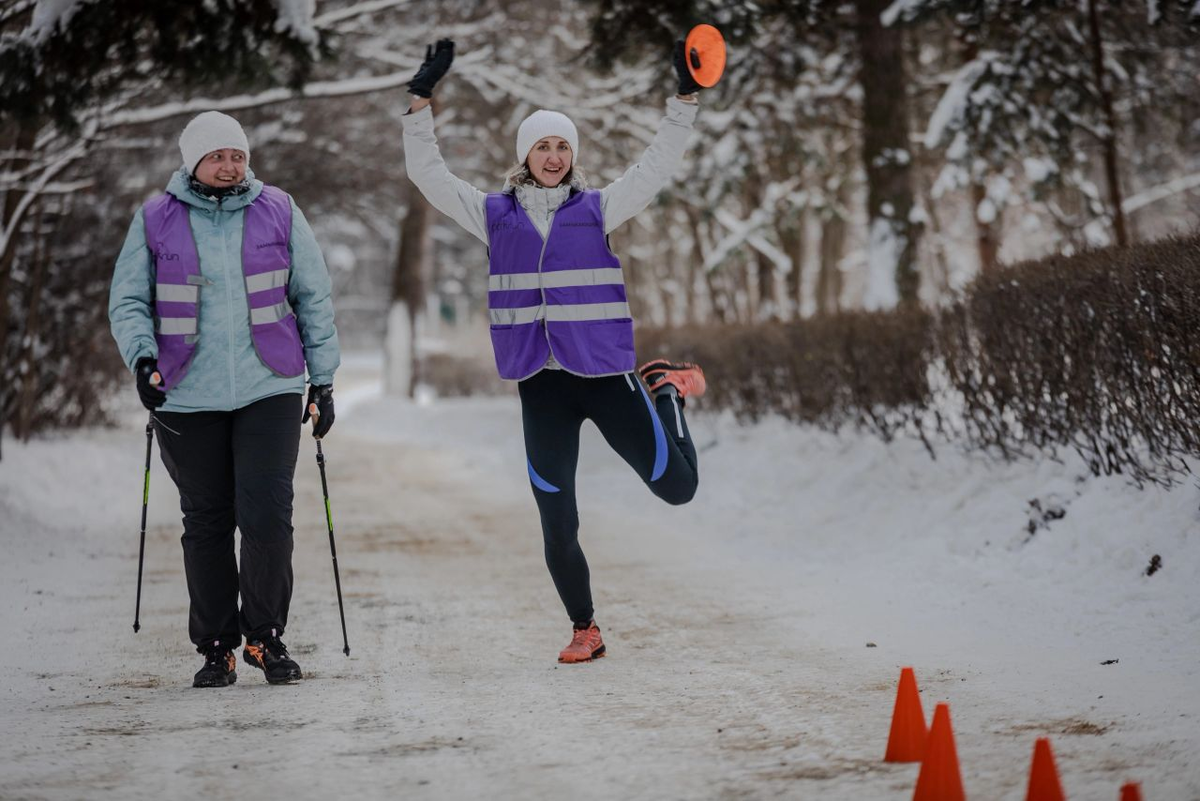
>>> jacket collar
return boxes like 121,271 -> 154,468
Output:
512,182 -> 572,218
165,166 -> 263,211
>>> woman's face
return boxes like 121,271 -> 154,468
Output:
193,148 -> 247,188
527,137 -> 573,188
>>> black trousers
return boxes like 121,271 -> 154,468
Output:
155,393 -> 302,652
519,369 -> 699,625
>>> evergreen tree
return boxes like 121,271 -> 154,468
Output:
0,0 -> 327,132
0,0 -> 329,456
888,0 -> 1200,253
584,0 -> 924,308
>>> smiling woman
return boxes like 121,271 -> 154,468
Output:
107,109 -> 341,690
192,148 -> 247,187
400,38 -> 714,665
527,137 -> 573,186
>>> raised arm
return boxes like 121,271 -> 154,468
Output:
599,96 -> 698,234
600,39 -> 702,233
400,39 -> 489,244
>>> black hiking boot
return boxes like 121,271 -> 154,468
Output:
193,647 -> 237,688
242,630 -> 303,684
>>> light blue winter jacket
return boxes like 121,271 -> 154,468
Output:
108,167 -> 340,412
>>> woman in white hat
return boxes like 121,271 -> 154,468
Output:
402,39 -> 708,664
109,110 -> 340,687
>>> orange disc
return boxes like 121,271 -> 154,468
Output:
684,24 -> 726,88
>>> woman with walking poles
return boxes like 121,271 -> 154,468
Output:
402,39 -> 708,663
109,111 -> 340,687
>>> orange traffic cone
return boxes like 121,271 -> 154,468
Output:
1026,738 -> 1066,801
1119,782 -> 1143,800
886,667 -> 928,762
913,703 -> 965,801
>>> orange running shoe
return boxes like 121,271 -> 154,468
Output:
558,622 -> 606,663
638,359 -> 707,399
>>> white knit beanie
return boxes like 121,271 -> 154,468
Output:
179,111 -> 251,174
515,110 -> 579,164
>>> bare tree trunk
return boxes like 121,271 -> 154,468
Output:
735,258 -> 752,324
388,181 -> 433,398
679,209 -> 699,325
0,120 -> 39,459
959,37 -> 1000,273
755,251 -> 777,321
685,205 -> 728,324
816,209 -> 846,317
816,170 -> 849,317
914,153 -> 953,296
16,200 -> 48,440
971,181 -> 1000,273
705,270 -> 729,324
778,215 -> 804,319
855,0 -> 920,307
655,211 -> 677,328
1086,0 -> 1128,246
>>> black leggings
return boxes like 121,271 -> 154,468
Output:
154,393 -> 302,652
519,369 -> 699,625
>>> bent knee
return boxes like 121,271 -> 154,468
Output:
657,475 -> 698,506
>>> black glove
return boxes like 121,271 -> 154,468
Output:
135,357 -> 166,411
302,384 -> 335,439
673,39 -> 702,96
408,39 -> 455,98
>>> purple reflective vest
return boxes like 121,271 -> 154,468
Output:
142,185 -> 305,390
485,189 -> 634,380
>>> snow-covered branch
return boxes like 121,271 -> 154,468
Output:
0,127 -> 93,258
923,53 -> 996,150
103,71 -> 416,128
1122,170 -> 1200,214
0,179 -> 92,194
312,0 -> 413,27
0,0 -> 36,25
703,181 -> 801,274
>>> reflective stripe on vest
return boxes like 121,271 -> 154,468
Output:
246,268 -> 289,293
484,189 -> 635,380
250,300 -> 295,325
142,185 -> 305,390
155,283 -> 199,303
155,317 -> 198,336
487,267 -> 626,291
488,302 -> 633,326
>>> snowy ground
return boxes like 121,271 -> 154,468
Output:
2,355 -> 1198,800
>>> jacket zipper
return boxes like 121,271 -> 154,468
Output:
533,201 -> 557,359
216,197 -> 237,409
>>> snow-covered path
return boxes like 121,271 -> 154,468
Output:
2,363 -> 1198,800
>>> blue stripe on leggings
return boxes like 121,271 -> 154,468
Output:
527,458 -> 560,493
636,379 -> 668,482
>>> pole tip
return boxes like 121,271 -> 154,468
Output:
133,622 -> 140,633
343,646 -> 350,657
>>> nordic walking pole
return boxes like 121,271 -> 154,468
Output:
312,403 -> 350,656
133,371 -> 161,633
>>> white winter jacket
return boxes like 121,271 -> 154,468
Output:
401,97 -> 699,243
